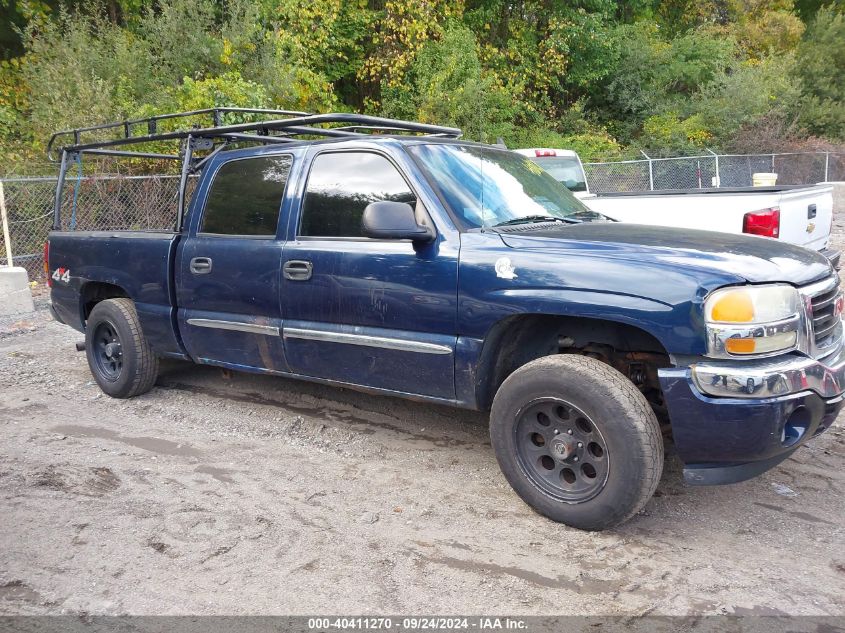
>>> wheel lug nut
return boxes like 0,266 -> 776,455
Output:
553,429 -> 560,435
577,442 -> 583,448
567,429 -> 573,435
573,456 -> 579,462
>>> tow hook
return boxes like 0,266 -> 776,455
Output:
75,341 -> 85,352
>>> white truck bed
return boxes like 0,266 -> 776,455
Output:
581,185 -> 835,259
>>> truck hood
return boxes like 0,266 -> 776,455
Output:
498,222 -> 833,286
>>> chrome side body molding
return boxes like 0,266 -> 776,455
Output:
283,326 -> 453,355
186,318 -> 454,355
186,318 -> 280,337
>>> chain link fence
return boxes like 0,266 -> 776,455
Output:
0,174 -> 190,283
584,151 -> 845,193
1,177 -> 57,282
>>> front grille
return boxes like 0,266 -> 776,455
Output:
807,276 -> 843,358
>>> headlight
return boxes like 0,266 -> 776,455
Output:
704,285 -> 802,357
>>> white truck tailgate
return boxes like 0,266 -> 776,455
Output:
777,185 -> 833,251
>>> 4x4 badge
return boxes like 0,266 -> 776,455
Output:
52,267 -> 70,284
495,257 -> 517,280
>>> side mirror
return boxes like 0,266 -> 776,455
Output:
362,201 -> 435,243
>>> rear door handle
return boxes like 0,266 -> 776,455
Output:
283,260 -> 313,281
190,257 -> 213,274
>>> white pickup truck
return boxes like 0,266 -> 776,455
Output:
515,148 -> 839,266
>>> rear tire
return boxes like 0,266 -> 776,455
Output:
490,354 -> 663,531
85,298 -> 159,398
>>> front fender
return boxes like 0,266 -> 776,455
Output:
457,233 -> 721,356
485,287 -> 680,343
453,292 -> 689,410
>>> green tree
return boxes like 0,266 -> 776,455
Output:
593,22 -> 735,142
265,0 -> 376,109
716,0 -> 805,59
136,0 -> 223,85
361,0 -> 463,110
793,0 -> 841,21
655,0 -> 731,36
465,0 -> 617,118
2,0 -> 844,172
22,7 -> 156,135
382,24 -> 514,142
795,5 -> 845,138
694,54 -> 802,147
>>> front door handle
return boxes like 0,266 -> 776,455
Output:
190,257 -> 213,274
283,260 -> 313,281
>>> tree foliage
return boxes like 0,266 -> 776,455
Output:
1,0 -> 843,170
382,24 -> 515,142
795,6 -> 845,138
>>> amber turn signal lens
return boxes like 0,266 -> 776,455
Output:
710,291 -> 755,323
725,338 -> 756,354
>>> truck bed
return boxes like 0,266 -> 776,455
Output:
48,231 -> 186,359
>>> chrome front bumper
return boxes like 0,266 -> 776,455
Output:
692,335 -> 845,399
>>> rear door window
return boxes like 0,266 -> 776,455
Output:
200,154 -> 293,236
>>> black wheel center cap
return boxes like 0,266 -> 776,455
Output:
551,438 -> 574,460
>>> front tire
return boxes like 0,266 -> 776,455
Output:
490,354 -> 663,531
85,298 -> 159,398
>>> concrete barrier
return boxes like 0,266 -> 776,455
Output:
0,266 -> 35,316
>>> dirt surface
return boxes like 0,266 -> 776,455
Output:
2,232 -> 845,617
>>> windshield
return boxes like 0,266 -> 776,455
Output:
529,156 -> 587,192
407,144 -> 603,229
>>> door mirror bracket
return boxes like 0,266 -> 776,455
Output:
361,201 -> 436,243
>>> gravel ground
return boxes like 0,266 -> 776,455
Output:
2,218 -> 845,616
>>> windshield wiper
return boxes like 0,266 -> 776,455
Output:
567,210 -> 603,220
492,215 -> 580,228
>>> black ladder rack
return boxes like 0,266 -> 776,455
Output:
47,109 -> 463,161
49,109 -> 463,232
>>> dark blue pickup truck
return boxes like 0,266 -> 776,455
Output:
45,111 -> 844,530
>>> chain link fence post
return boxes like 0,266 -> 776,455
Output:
706,149 -> 720,187
0,180 -> 13,268
640,151 -> 654,190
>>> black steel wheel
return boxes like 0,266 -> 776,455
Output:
515,398 -> 609,503
92,320 -> 123,381
85,298 -> 159,399
490,354 -> 663,531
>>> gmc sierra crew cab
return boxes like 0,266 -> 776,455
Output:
45,110 -> 844,530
